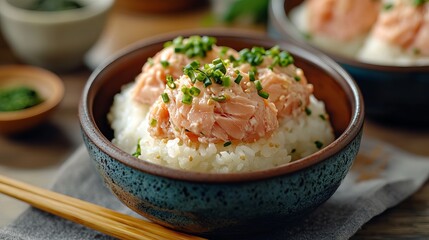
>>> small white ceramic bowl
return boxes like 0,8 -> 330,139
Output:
0,0 -> 114,72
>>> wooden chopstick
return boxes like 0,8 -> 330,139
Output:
0,175 -> 206,240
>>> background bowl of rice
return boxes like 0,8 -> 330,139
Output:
269,0 -> 429,126
79,29 -> 364,236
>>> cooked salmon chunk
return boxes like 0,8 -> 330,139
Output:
307,0 -> 380,41
148,60 -> 279,144
372,0 -> 429,55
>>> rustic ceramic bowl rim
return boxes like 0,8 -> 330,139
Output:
0,65 -> 64,121
79,29 -> 364,183
269,0 -> 429,72
0,0 -> 114,24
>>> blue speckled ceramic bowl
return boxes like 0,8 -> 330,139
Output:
269,0 -> 429,126
79,30 -> 364,236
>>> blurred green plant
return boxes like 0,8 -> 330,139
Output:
222,0 -> 269,24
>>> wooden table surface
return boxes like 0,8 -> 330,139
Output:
1,3 -> 429,239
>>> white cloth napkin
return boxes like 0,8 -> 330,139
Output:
1,137 -> 429,240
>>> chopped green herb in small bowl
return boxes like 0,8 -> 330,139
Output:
0,86 -> 44,112
0,65 -> 64,134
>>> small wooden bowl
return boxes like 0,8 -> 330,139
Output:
0,65 -> 64,134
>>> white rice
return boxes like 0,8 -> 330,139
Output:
108,83 -> 335,173
358,36 -> 429,66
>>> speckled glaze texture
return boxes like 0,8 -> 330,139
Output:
82,130 -> 362,235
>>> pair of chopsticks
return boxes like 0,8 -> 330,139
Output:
0,174 -> 206,240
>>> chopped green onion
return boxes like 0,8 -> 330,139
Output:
215,63 -> 226,74
169,36 -> 216,58
258,91 -> 269,99
315,141 -> 323,149
268,46 -> 280,55
161,93 -> 170,103
184,65 -> 195,81
150,119 -> 157,127
212,58 -> 227,74
174,45 -> 185,53
173,36 -> 183,45
211,95 -> 227,102
160,60 -> 169,68
255,80 -> 263,91
229,55 -> 237,63
180,57 -> 236,89
222,76 -> 231,87
214,69 -> 224,78
294,76 -> 301,82
249,70 -> 256,81
234,74 -> 243,84
183,64 -> 193,72
203,78 -> 212,87
305,107 -> 312,116
181,86 -> 190,95
269,57 -> 279,70
213,76 -> 223,85
319,114 -> 326,121
147,57 -> 154,66
213,58 -> 223,65
185,48 -> 194,57
196,72 -> 206,81
234,45 -> 295,69
253,55 -> 263,65
189,86 -> 201,96
166,75 -> 176,89
132,139 -> 141,157
182,94 -> 193,104
278,51 -> 294,66
163,41 -> 173,48
220,46 -> 228,55
190,60 -> 200,69
223,141 -> 232,147
239,47 -> 265,66
184,61 -> 204,83
201,35 -> 215,46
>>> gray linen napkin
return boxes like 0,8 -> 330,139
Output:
1,137 -> 429,240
